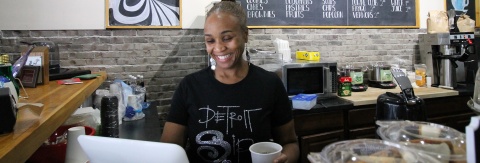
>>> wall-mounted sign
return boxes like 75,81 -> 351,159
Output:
106,0 -> 182,29
237,0 -> 419,28
446,0 -> 478,27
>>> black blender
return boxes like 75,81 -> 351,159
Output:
340,64 -> 368,92
367,62 -> 397,89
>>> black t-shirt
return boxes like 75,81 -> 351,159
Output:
167,64 -> 292,163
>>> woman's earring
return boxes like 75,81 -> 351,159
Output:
210,57 -> 216,70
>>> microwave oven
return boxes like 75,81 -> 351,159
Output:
275,61 -> 338,99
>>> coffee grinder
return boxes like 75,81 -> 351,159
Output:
419,32 -> 477,89
339,64 -> 368,92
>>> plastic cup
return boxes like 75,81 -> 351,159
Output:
249,142 -> 282,163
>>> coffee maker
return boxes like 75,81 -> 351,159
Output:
419,32 -> 477,89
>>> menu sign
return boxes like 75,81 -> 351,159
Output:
239,0 -> 418,27
446,0 -> 477,27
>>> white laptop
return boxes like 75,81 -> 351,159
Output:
78,135 -> 189,163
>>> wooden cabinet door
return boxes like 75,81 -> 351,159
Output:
424,96 -> 471,118
424,95 -> 475,132
428,112 -> 476,132
294,110 -> 344,136
347,106 -> 377,139
299,130 -> 344,163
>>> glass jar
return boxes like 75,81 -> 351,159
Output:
414,64 -> 427,87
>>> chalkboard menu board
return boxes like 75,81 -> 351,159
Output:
446,0 -> 477,27
238,0 -> 418,28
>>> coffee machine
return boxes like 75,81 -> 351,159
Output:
419,32 -> 478,89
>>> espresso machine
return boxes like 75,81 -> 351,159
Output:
419,32 -> 478,89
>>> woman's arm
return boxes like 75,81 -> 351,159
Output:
160,122 -> 187,147
272,120 -> 299,163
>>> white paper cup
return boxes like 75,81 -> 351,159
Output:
249,142 -> 282,163
65,126 -> 88,163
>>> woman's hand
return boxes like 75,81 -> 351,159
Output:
272,120 -> 299,163
273,153 -> 288,163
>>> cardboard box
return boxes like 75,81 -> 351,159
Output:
306,52 -> 320,61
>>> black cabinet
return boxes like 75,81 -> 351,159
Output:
294,110 -> 344,163
292,95 -> 475,163
299,130 -> 344,163
345,95 -> 475,138
346,107 -> 377,139
424,95 -> 476,132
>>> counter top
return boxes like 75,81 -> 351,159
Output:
341,87 -> 459,106
0,71 -> 106,163
119,102 -> 162,142
293,97 -> 353,115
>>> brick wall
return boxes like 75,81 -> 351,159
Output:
0,28 -> 434,115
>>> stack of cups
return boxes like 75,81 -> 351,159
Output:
273,38 -> 292,63
101,95 -> 119,138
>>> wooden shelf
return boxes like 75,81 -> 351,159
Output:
0,71 -> 106,163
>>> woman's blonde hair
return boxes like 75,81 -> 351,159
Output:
206,1 -> 248,34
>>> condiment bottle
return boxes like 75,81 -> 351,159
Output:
414,64 -> 427,87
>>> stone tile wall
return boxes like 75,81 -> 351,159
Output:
0,28 -> 457,115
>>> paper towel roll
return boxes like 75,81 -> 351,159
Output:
101,95 -> 119,138
65,126 -> 88,163
109,83 -> 124,125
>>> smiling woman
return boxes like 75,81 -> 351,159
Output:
106,0 -> 181,28
160,1 -> 299,163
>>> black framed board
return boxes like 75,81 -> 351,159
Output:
106,0 -> 182,29
445,0 -> 478,27
238,0 -> 419,28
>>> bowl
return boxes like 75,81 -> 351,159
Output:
28,126 -> 95,163
467,99 -> 480,115
376,120 -> 466,162
317,139 -> 437,163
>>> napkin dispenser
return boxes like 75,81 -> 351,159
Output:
0,87 -> 16,134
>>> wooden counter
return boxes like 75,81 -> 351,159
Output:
341,87 -> 459,106
0,71 -> 106,163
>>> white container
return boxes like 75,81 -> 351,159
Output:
249,142 -> 282,163
314,139 -> 437,163
292,94 -> 317,110
377,120 -> 467,162
473,68 -> 480,109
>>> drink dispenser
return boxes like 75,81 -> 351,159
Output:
419,33 -> 477,89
